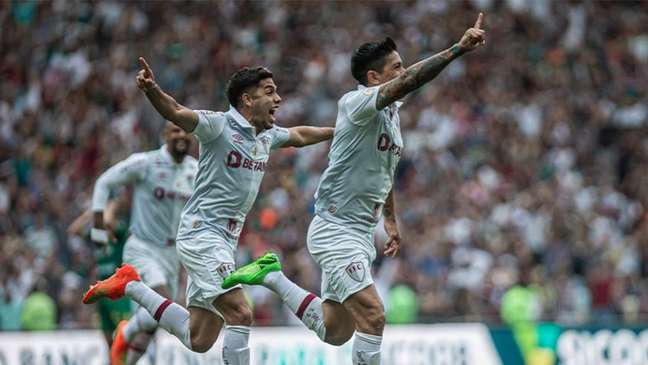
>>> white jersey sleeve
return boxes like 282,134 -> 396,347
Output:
92,153 -> 148,211
193,110 -> 226,143
343,86 -> 380,126
270,126 -> 290,150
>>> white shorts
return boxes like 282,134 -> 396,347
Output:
307,215 -> 376,303
122,235 -> 180,298
176,229 -> 241,314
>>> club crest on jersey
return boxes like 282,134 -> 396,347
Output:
345,262 -> 365,282
260,136 -> 270,146
216,263 -> 235,279
232,133 -> 244,144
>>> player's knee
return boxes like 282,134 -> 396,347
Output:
190,332 -> 216,353
224,304 -> 253,326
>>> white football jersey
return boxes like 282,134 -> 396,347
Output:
315,84 -> 403,233
92,145 -> 198,245
176,106 -> 290,241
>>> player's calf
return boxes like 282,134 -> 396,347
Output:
183,307 -> 220,353
214,289 -> 253,364
344,285 -> 385,365
322,301 -> 356,346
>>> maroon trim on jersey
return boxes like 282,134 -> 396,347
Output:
154,299 -> 173,321
296,293 -> 317,319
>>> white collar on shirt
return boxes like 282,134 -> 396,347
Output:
357,84 -> 403,110
227,105 -> 254,129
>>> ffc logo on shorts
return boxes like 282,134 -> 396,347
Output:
216,263 -> 235,279
345,262 -> 365,282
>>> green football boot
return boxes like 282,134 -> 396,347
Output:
222,252 -> 282,289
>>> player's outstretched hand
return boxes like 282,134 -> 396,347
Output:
458,13 -> 486,52
136,57 -> 157,92
384,219 -> 401,257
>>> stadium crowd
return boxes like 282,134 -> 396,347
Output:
2,0 -> 648,330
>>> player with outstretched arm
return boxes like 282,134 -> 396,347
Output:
223,13 -> 486,365
83,58 -> 334,365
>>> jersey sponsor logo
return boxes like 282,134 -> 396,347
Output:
152,186 -> 191,202
345,262 -> 366,282
216,263 -> 235,279
226,151 -> 266,171
232,133 -> 244,144
377,133 -> 402,157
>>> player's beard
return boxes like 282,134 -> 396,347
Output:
170,138 -> 190,158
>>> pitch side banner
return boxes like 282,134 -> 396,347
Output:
0,324 -> 501,365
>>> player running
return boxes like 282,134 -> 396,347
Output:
83,58 -> 334,365
223,13 -> 486,365
89,121 -> 197,365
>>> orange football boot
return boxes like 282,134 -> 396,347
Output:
110,320 -> 130,365
83,264 -> 140,304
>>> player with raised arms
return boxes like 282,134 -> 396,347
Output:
223,13 -> 486,365
83,58 -> 334,365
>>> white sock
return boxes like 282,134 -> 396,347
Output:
222,325 -> 250,365
123,307 -> 158,342
263,271 -> 326,341
353,332 -> 382,365
125,281 -> 192,350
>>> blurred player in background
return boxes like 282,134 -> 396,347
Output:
68,197 -> 132,363
85,121 -> 198,365
223,13 -> 486,365
83,58 -> 334,365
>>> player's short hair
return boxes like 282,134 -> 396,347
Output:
226,66 -> 274,107
351,37 -> 398,86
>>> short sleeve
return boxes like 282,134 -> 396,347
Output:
343,87 -> 380,126
193,110 -> 226,143
270,126 -> 290,150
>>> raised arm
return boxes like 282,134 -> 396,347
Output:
282,126 -> 335,148
375,13 -> 486,110
136,57 -> 198,132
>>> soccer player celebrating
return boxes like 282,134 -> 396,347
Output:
223,13 -> 486,365
83,58 -> 334,365
90,121 -> 197,365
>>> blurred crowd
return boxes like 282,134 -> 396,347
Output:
2,0 -> 648,331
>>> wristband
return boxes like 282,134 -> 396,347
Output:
91,228 -> 109,244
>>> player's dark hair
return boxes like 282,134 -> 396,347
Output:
226,66 -> 274,107
351,37 -> 398,86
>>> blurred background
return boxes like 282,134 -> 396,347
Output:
1,0 -> 648,362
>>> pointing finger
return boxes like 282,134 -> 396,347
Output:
474,12 -> 484,29
139,57 -> 152,74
